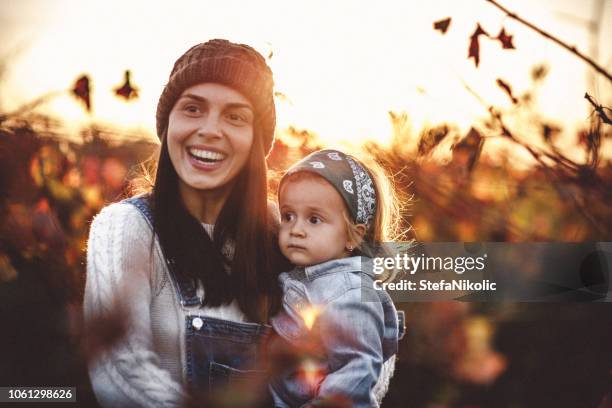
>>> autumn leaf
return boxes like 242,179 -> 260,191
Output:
541,123 -> 561,143
468,24 -> 489,67
496,27 -> 515,49
433,17 -> 451,34
531,64 -> 549,82
274,91 -> 292,104
496,78 -> 518,104
0,254 -> 17,283
418,125 -> 449,156
452,127 -> 484,172
72,75 -> 91,112
114,70 -> 139,101
453,317 -> 507,385
75,298 -> 129,364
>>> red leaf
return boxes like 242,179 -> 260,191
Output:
75,299 -> 129,363
468,24 -> 489,67
72,75 -> 91,112
496,28 -> 515,49
418,125 -> 449,156
452,127 -> 484,172
114,70 -> 139,101
541,123 -> 561,142
433,17 -> 451,34
496,78 -> 518,104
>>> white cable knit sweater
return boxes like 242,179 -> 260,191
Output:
83,202 -> 248,408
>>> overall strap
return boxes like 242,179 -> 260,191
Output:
397,310 -> 406,340
121,195 -> 202,307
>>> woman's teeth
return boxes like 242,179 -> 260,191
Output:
188,148 -> 226,162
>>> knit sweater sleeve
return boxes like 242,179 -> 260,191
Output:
84,203 -> 188,408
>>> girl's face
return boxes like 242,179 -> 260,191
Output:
167,83 -> 254,197
279,175 -> 353,266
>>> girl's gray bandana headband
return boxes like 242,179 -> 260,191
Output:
281,149 -> 377,229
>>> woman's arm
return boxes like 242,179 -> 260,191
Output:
312,288 -> 386,408
84,203 -> 187,408
271,283 -> 387,408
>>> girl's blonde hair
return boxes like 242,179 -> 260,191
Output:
344,154 -> 408,282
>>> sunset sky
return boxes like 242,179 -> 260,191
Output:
0,0 -> 610,164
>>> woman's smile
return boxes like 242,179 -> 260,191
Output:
186,145 -> 228,171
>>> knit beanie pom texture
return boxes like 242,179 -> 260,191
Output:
156,39 -> 276,154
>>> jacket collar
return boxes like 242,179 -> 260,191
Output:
298,256 -> 373,281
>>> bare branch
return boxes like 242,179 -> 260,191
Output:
487,108 -> 606,237
584,93 -> 612,125
0,90 -> 64,124
460,79 -> 606,236
485,0 -> 612,83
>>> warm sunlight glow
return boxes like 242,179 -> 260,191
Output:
299,359 -> 325,388
1,0 -> 610,156
299,305 -> 322,331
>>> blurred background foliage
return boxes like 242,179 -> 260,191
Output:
0,22 -> 611,407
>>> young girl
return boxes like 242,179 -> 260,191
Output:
84,39 -> 286,407
270,149 -> 405,408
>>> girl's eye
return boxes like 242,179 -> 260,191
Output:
309,216 -> 322,224
282,213 -> 295,222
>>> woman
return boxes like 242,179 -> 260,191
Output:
84,39 -> 285,407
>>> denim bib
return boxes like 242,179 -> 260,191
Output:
122,195 -> 271,391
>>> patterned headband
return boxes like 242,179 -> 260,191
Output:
280,149 -> 377,229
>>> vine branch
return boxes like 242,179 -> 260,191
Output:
485,0 -> 612,83
461,80 -> 606,237
584,93 -> 612,125
0,90 -> 64,124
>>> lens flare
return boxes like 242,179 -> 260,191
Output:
299,359 -> 325,388
299,305 -> 322,330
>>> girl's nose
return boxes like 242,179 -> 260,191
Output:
290,219 -> 306,238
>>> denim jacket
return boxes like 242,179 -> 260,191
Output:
270,256 -> 404,408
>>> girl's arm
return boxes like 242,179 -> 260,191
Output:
84,203 -> 187,408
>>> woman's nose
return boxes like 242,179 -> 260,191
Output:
196,114 -> 222,139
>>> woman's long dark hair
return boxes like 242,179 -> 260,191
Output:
150,123 -> 284,322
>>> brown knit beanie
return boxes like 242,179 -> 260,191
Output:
156,39 -> 276,155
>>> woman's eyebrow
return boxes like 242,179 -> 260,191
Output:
180,93 -> 207,103
225,102 -> 253,112
179,94 -> 253,112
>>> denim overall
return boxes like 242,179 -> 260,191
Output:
123,196 -> 272,392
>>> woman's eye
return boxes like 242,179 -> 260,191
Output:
309,216 -> 322,224
227,113 -> 246,123
184,105 -> 200,114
